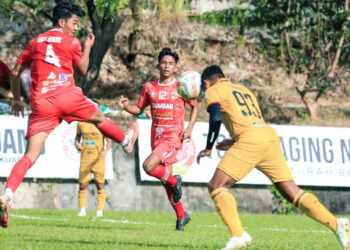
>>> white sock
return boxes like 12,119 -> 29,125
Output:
80,207 -> 86,213
4,188 -> 13,205
121,135 -> 130,147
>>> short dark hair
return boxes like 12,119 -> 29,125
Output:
158,48 -> 179,64
201,65 -> 225,82
52,1 -> 85,26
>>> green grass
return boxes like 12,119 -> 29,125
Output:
0,209 -> 343,249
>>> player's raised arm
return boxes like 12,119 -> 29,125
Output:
10,63 -> 26,117
196,103 -> 222,164
75,33 -> 95,76
116,95 -> 144,115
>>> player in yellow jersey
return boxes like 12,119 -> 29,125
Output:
75,121 -> 112,217
196,65 -> 350,250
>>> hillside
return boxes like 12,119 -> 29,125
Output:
1,11 -> 349,126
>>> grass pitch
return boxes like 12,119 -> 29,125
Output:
0,209 -> 343,249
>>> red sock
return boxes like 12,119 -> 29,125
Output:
148,164 -> 177,186
97,118 -> 125,143
164,184 -> 186,220
5,155 -> 33,193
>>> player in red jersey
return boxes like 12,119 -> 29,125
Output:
0,1 -> 138,228
0,60 -> 13,99
117,48 -> 199,231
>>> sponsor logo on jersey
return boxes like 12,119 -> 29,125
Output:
48,71 -> 56,80
85,141 -> 96,146
155,128 -> 165,139
59,74 -> 66,81
171,92 -> 178,99
43,81 -> 49,86
152,103 -> 173,109
253,122 -> 266,128
42,87 -> 48,93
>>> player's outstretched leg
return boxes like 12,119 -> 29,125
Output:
336,218 -> 350,250
123,122 -> 139,153
97,118 -> 139,153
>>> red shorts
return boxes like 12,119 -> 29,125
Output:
26,87 -> 97,139
152,140 -> 181,166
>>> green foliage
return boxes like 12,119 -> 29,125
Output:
93,0 -> 129,19
157,0 -> 189,23
192,0 -> 350,101
271,185 -> 295,215
295,107 -> 308,120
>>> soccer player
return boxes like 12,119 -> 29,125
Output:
196,65 -> 350,250
0,2 -> 138,228
0,60 -> 13,99
116,48 -> 199,231
75,117 -> 112,217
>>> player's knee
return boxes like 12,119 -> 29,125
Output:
143,161 -> 152,173
208,180 -> 217,194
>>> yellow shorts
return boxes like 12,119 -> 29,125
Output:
218,139 -> 293,183
79,159 -> 106,184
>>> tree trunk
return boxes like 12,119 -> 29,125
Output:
76,0 -> 137,94
295,87 -> 319,123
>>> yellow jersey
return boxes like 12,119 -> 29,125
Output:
205,78 -> 278,142
77,122 -> 105,160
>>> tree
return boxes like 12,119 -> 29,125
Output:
242,0 -> 350,123
194,0 -> 350,123
0,0 -> 137,94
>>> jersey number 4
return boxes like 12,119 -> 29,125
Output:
45,44 -> 61,67
233,91 -> 261,118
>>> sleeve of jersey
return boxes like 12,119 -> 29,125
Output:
71,38 -> 83,66
17,40 -> 34,66
137,84 -> 150,109
205,88 -> 221,110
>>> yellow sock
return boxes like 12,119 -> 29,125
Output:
211,188 -> 244,237
97,189 -> 106,211
78,190 -> 87,209
294,190 -> 337,232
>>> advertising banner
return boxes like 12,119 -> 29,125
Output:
0,116 -> 114,179
137,119 -> 350,187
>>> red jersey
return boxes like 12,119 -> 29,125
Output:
17,28 -> 83,100
137,79 -> 197,148
0,60 -> 11,88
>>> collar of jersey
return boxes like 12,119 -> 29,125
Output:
157,77 -> 176,86
50,28 -> 63,32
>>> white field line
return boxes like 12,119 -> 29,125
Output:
12,214 -> 332,234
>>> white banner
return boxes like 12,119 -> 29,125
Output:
0,115 -> 114,179
137,119 -> 350,187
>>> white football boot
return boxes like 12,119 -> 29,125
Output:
336,218 -> 350,250
78,208 -> 86,217
96,210 -> 103,217
222,231 -> 252,250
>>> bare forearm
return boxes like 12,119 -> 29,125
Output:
77,47 -> 91,76
124,105 -> 143,115
11,64 -> 24,101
